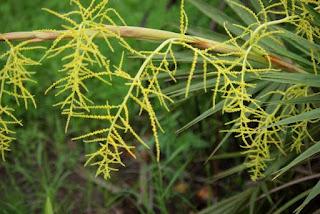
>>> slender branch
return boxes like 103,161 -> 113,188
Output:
0,25 -> 302,73
107,39 -> 176,161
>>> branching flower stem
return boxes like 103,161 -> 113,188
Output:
1,0 -> 318,180
108,38 -> 177,161
0,25 -> 302,73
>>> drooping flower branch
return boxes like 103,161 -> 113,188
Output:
0,0 -> 319,180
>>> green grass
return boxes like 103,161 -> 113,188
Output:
1,0 -> 320,213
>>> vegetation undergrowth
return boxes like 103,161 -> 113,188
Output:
0,0 -> 320,213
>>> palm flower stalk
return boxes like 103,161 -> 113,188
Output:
0,0 -> 319,182
0,25 -> 303,73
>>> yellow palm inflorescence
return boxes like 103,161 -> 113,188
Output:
0,40 -> 42,160
0,0 -> 319,181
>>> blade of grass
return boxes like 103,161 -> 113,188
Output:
176,101 -> 224,134
274,141 -> 320,179
273,189 -> 311,214
269,109 -> 320,128
207,164 -> 247,183
295,180 -> 320,214
44,196 -> 54,214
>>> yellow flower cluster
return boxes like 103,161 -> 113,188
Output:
0,0 -> 319,181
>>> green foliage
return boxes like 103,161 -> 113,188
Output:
1,0 -> 320,213
187,0 -> 320,181
1,0 -> 320,180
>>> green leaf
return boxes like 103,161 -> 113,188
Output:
207,130 -> 233,161
274,190 -> 311,214
44,196 -> 54,214
295,180 -> 320,214
270,108 -> 320,127
261,182 -> 274,205
275,142 -> 320,178
249,187 -> 260,214
187,0 -> 245,37
207,164 -> 247,183
187,26 -> 228,42
226,0 -> 258,25
208,152 -> 245,160
276,27 -> 320,52
161,161 -> 189,199
248,0 -> 264,13
187,0 -> 240,26
199,188 -> 254,214
305,4 -> 320,27
266,94 -> 320,105
177,101 -> 224,134
259,72 -> 320,87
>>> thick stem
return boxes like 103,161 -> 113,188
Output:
0,25 -> 235,52
0,25 -> 302,73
